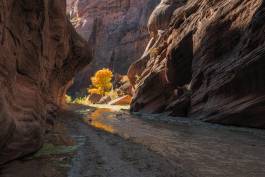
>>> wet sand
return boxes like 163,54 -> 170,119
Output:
1,104 -> 265,177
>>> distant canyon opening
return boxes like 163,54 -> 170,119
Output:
65,0 -> 160,100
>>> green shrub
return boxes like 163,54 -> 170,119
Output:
72,97 -> 90,105
65,95 -> 72,103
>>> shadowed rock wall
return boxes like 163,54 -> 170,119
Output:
129,0 -> 265,128
0,0 -> 92,164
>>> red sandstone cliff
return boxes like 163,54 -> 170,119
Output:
66,0 -> 160,96
128,0 -> 265,128
0,0 -> 92,164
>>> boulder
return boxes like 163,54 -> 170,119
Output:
98,96 -> 112,104
109,95 -> 132,106
119,82 -> 133,96
165,94 -> 191,117
115,75 -> 133,96
88,94 -> 102,104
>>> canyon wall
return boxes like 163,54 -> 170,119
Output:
128,0 -> 265,128
0,0 -> 91,164
67,0 -> 159,96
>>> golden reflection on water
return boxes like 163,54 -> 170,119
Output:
85,108 -> 115,133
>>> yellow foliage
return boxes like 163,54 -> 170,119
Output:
88,88 -> 101,95
73,97 -> 90,105
88,68 -> 113,96
65,94 -> 72,103
149,47 -> 159,59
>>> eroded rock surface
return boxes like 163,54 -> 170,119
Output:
67,0 -> 160,96
129,0 -> 265,128
0,0 -> 92,164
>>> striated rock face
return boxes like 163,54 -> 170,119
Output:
0,0 -> 92,164
129,0 -> 265,128
67,0 -> 160,96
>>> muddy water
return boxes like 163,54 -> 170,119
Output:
78,107 -> 265,177
1,106 -> 265,177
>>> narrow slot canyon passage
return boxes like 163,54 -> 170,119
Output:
1,0 -> 265,177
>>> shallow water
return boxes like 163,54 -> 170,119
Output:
2,106 -> 265,177
79,107 -> 265,177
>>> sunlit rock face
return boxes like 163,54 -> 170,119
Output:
67,0 -> 160,96
129,0 -> 265,128
0,0 -> 92,164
